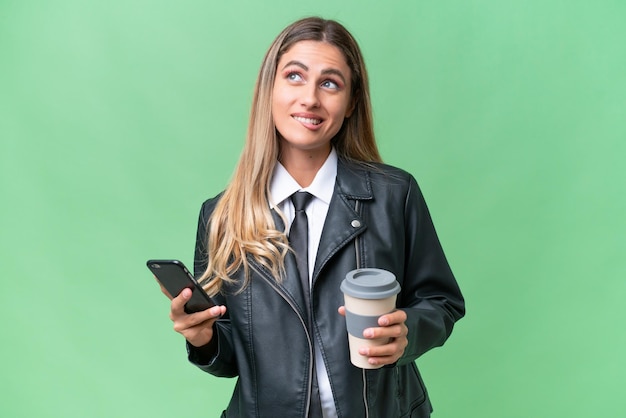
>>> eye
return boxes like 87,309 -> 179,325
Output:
286,72 -> 303,82
321,79 -> 340,90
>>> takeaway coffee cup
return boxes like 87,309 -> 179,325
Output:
340,268 -> 401,369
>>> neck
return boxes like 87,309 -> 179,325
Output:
279,144 -> 331,188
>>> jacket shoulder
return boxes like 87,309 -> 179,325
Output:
351,160 -> 417,186
339,158 -> 415,180
198,191 -> 225,221
370,162 -> 415,180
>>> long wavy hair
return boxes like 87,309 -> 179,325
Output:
199,17 -> 382,295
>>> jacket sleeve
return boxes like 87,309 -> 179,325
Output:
396,175 -> 465,365
186,196 -> 238,378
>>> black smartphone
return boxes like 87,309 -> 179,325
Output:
146,259 -> 215,313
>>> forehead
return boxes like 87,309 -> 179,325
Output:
278,40 -> 350,73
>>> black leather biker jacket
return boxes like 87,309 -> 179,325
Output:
189,159 -> 465,418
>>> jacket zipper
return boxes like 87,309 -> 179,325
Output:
354,200 -> 361,269
353,200 -> 369,418
251,261 -> 314,416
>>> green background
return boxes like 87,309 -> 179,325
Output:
1,1 -> 624,417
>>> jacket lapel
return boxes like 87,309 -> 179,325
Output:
258,208 -> 308,318
312,160 -> 372,284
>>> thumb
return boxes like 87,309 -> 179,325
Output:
181,287 -> 192,299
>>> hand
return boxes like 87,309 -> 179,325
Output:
338,306 -> 408,367
161,284 -> 227,348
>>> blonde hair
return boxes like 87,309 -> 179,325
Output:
199,17 -> 382,295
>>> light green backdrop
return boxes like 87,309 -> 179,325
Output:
1,1 -> 624,417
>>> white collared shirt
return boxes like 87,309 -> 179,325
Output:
269,148 -> 338,418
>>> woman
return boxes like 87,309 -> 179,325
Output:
164,17 -> 465,418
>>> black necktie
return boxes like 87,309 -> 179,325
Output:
290,191 -> 313,304
289,191 -> 322,418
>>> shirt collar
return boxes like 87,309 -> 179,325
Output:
269,148 -> 338,208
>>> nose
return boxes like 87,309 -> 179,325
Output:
300,84 -> 320,108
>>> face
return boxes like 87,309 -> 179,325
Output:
272,40 -> 353,158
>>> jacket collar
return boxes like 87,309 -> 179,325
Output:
335,157 -> 374,201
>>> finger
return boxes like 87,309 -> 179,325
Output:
173,314 -> 216,334
204,305 -> 227,321
378,309 -> 407,326
337,306 -> 346,316
359,337 -> 408,365
361,348 -> 401,366
363,323 -> 407,340
170,288 -> 193,317
173,304 -> 226,329
187,305 -> 226,323
173,314 -> 218,338
365,352 -> 401,366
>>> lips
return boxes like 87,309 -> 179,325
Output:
292,115 -> 323,126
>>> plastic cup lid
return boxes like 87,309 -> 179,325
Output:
340,268 -> 400,299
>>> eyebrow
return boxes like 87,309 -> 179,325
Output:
281,60 -> 347,85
